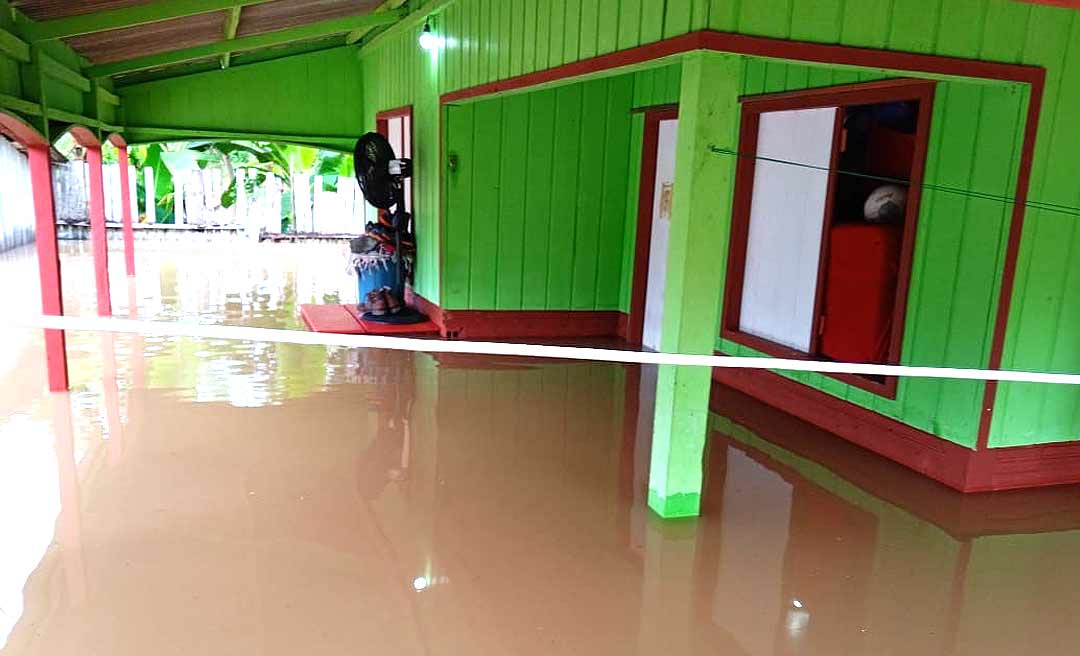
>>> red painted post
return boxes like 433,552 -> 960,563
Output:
28,145 -> 69,392
117,145 -> 136,277
86,145 -> 112,316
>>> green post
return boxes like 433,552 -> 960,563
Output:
647,52 -> 742,519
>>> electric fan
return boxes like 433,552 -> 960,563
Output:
353,132 -> 427,324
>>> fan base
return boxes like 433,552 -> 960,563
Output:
361,306 -> 430,325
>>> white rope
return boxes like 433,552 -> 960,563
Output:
8,314 -> 1080,386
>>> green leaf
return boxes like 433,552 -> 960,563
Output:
221,177 -> 237,209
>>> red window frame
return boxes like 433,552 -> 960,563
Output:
376,105 -> 414,213
720,79 -> 936,398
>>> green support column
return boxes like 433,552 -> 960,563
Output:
647,52 -> 742,519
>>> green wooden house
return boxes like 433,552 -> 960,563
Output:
1,0 -> 1077,517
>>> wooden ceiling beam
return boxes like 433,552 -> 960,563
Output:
220,6 -> 243,69
24,0 -> 279,42
345,0 -> 408,45
86,9 -> 408,78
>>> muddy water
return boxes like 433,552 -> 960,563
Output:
1,242 -> 1079,655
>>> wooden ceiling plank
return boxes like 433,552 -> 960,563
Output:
25,0 -> 278,42
220,5 -> 242,69
86,8 -> 408,78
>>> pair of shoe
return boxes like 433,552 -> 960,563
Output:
366,287 -> 402,316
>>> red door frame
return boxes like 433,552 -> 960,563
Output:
376,105 -> 415,213
720,79 -> 936,398
627,105 -> 678,346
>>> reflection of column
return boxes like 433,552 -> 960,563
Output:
28,145 -> 69,391
127,277 -> 145,391
636,515 -> 699,656
101,333 -> 125,466
51,393 -> 87,606
117,145 -> 136,276
647,53 -> 741,518
86,145 -> 112,316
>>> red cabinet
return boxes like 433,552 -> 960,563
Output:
820,224 -> 902,364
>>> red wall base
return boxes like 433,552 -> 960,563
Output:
408,290 -> 627,340
713,367 -> 1080,493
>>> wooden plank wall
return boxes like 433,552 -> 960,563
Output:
442,74 -> 634,310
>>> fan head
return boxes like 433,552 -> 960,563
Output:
353,132 -> 398,210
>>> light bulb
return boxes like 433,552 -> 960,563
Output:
418,22 -> 436,50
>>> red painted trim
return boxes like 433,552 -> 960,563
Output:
376,105 -> 415,121
712,364 -> 1080,493
442,32 -> 706,104
615,312 -> 629,341
630,102 -> 679,115
441,30 -> 1042,107
106,133 -> 127,148
406,288 -> 446,333
85,145 -> 112,316
1014,0 -> 1080,9
0,112 -> 48,147
710,384 -> 1080,535
65,125 -> 101,148
977,70 -> 1047,450
721,79 -> 935,399
627,108 -> 677,345
711,383 -> 1080,535
407,291 -> 621,339
808,108 -> 845,354
968,439 -> 1080,491
712,363 -> 973,490
376,104 -> 415,229
28,145 -> 69,392
441,309 -> 623,340
696,31 -> 1042,85
117,145 -> 136,277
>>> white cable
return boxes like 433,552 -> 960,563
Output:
8,314 -> 1080,386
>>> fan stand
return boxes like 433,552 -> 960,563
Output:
362,207 -> 428,325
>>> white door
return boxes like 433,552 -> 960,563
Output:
641,118 -> 678,352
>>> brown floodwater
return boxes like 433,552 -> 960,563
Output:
1,240 -> 1079,655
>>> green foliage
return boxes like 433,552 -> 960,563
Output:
130,140 -> 351,231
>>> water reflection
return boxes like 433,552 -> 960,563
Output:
1,243 -> 1079,654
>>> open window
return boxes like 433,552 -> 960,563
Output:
376,106 -> 413,213
721,79 -> 934,397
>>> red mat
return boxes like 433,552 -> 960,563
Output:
300,304 -> 440,337
344,304 -> 440,335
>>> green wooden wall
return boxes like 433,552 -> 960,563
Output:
119,46 -> 366,146
110,0 -> 1078,447
442,75 -> 634,311
387,0 -> 1076,448
709,59 -> 1026,448
0,0 -> 120,141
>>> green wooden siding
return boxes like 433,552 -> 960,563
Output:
1,0 -> 119,140
396,0 -> 1076,447
443,74 -> 634,310
108,0 -> 1078,447
121,47 -> 366,141
713,59 -> 1026,447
